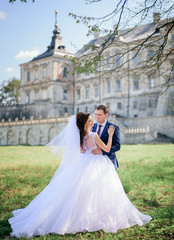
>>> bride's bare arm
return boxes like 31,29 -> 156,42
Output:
94,125 -> 115,153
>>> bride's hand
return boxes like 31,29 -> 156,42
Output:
91,147 -> 102,155
108,125 -> 115,136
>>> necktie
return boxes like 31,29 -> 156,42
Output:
97,125 -> 102,136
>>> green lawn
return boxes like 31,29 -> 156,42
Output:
0,144 -> 174,240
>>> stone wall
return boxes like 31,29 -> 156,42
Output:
111,116 -> 156,144
118,115 -> 174,139
0,116 -> 68,146
0,115 -> 174,146
1,115 -> 173,146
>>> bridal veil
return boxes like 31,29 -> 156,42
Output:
46,115 -> 80,179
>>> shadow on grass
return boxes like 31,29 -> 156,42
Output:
0,220 -> 11,239
1,205 -> 174,239
152,205 -> 174,222
122,183 -> 132,194
133,161 -> 174,184
142,198 -> 160,207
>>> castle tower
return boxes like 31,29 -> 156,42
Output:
19,11 -> 74,119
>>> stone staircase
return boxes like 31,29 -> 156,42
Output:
147,133 -> 174,144
109,115 -> 174,144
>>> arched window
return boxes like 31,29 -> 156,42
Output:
48,127 -> 57,142
26,128 -> 35,145
7,130 -> 15,145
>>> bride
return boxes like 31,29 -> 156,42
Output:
8,112 -> 152,238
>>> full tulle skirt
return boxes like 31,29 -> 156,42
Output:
9,153 -> 152,238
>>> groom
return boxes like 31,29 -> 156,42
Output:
92,105 -> 121,170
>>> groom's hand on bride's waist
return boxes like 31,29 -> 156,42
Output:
91,148 -> 102,155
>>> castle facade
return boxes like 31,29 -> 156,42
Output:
0,13 -> 173,145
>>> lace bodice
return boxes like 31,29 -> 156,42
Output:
83,132 -> 97,153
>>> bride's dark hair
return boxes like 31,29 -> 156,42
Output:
76,112 -> 90,148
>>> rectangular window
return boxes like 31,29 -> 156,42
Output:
116,55 -> 121,66
85,86 -> 90,98
133,101 -> 138,109
95,63 -> 99,72
77,73 -> 80,79
117,102 -> 122,110
148,50 -> 155,59
94,85 -> 99,97
43,67 -> 47,78
148,77 -> 155,88
64,107 -> 68,113
63,89 -> 68,100
63,67 -> 68,78
116,80 -> 121,92
148,99 -> 153,108
77,107 -> 79,113
172,66 -> 174,81
26,93 -> 30,103
133,52 -> 139,64
107,81 -> 111,93
85,106 -> 88,113
106,56 -> 110,67
27,72 -> 30,82
139,100 -> 146,111
77,88 -> 80,99
172,34 -> 174,47
133,78 -> 139,90
34,70 -> 38,80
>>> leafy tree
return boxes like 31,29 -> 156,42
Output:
0,78 -> 20,105
9,0 -> 174,93
9,0 -> 34,2
69,0 -> 174,93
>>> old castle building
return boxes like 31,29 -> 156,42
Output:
19,15 -> 74,119
0,12 -> 173,145
1,12 -> 173,121
74,14 -> 174,118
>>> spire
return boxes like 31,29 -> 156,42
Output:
30,11 -> 67,62
47,10 -> 65,51
55,10 -> 58,26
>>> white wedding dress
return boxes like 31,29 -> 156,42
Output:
8,117 -> 152,238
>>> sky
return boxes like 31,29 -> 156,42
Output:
0,0 -> 120,85
1,0 -> 171,86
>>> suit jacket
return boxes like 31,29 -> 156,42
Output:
92,121 -> 121,170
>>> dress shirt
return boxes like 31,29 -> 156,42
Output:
96,121 -> 107,137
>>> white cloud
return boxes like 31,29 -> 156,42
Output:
0,11 -> 7,20
15,49 -> 40,60
5,67 -> 15,72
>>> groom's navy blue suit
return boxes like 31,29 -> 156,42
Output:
92,121 -> 121,170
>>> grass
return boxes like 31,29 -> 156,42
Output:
0,144 -> 174,240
